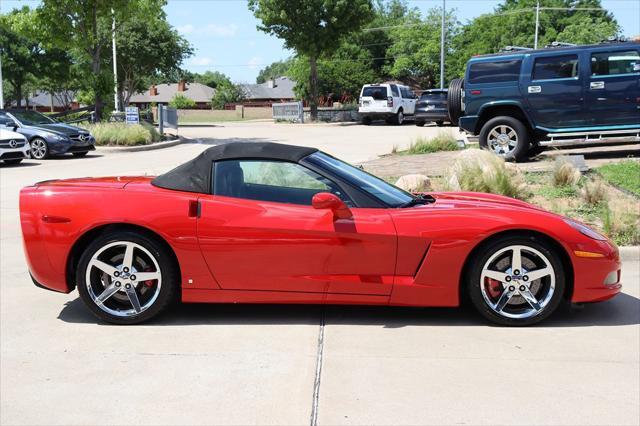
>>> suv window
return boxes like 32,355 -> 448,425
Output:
591,50 -> 640,76
400,87 -> 415,99
468,59 -> 522,84
533,54 -> 579,80
390,85 -> 400,97
212,160 -> 350,206
362,86 -> 388,100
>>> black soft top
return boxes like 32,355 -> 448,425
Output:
151,142 -> 318,193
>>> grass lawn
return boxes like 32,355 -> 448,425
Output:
397,133 -> 460,155
597,161 -> 640,197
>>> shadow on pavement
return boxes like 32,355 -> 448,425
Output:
57,292 -> 639,328
0,161 -> 41,168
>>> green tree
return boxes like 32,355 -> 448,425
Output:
168,93 -> 196,109
249,0 -> 375,120
191,71 -> 231,89
38,0 -> 143,120
116,10 -> 193,108
0,7 -> 43,107
256,59 -> 294,83
211,81 -> 246,110
384,7 -> 459,88
450,0 -> 619,79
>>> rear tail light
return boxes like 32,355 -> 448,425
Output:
387,96 -> 393,107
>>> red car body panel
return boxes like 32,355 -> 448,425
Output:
20,178 -> 622,307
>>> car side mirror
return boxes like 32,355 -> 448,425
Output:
3,120 -> 18,130
312,192 -> 352,220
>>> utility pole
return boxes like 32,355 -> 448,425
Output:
0,51 -> 4,109
112,9 -> 119,112
534,0 -> 540,49
440,0 -> 446,89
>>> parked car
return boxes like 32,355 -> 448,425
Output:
0,109 -> 95,159
358,83 -> 417,125
0,128 -> 30,165
415,89 -> 449,126
447,40 -> 640,161
21,142 -> 621,326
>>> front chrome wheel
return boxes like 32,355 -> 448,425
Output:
480,245 -> 555,320
85,241 -> 162,318
30,138 -> 48,159
487,125 -> 517,156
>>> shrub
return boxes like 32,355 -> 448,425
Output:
444,149 -> 528,199
84,123 -> 160,146
600,203 -> 640,246
581,179 -> 607,206
552,157 -> 581,187
405,133 -> 459,155
169,93 -> 196,109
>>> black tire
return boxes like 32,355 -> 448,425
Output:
435,120 -> 444,127
393,109 -> 404,125
361,116 -> 372,125
479,115 -> 530,162
72,152 -> 88,157
77,230 -> 179,324
3,159 -> 23,165
447,78 -> 464,126
466,235 -> 565,326
415,120 -> 425,127
30,137 -> 49,160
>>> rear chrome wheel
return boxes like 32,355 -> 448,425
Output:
467,236 -> 565,326
487,125 -> 518,157
77,231 -> 177,324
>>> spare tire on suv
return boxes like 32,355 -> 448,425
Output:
447,78 -> 464,126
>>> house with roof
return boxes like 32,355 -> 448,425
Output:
237,76 -> 296,107
10,90 -> 79,112
129,81 -> 215,110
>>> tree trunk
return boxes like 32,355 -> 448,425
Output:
92,54 -> 102,122
15,84 -> 22,108
309,55 -> 318,121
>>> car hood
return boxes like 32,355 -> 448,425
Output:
28,123 -> 89,136
428,191 -> 541,210
0,128 -> 27,140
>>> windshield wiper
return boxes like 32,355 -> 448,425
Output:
401,193 -> 436,208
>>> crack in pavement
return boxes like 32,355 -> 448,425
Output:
310,309 -> 325,426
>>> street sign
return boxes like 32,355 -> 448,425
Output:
125,106 -> 139,125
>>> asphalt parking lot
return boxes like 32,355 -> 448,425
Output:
1,122 -> 639,425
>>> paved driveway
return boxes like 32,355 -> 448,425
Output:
1,122 -> 638,425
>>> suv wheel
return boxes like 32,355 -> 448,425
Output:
479,116 -> 530,162
394,109 -> 404,125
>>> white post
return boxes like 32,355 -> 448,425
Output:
440,0 -> 446,89
112,9 -> 119,112
0,52 -> 4,109
534,0 -> 540,49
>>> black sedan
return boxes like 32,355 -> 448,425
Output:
0,109 -> 95,159
415,89 -> 449,127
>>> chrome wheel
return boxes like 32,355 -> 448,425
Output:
30,138 -> 48,159
487,125 -> 517,156
85,241 -> 162,318
480,245 -> 555,320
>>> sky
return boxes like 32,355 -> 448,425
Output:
3,0 -> 640,83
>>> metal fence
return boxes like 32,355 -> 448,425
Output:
272,101 -> 304,123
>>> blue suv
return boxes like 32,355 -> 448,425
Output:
448,40 -> 640,161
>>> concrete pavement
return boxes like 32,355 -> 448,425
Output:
1,121 -> 638,425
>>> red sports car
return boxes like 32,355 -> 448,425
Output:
20,143 -> 622,325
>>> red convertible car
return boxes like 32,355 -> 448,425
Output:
20,143 -> 621,325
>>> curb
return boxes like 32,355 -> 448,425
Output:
96,137 -> 182,153
619,246 -> 639,262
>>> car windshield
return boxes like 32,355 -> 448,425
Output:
362,86 -> 388,100
420,92 -> 446,101
10,110 -> 56,125
305,152 -> 415,207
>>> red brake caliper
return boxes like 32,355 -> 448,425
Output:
143,266 -> 155,287
485,278 -> 503,298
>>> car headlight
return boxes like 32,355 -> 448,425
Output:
47,133 -> 65,141
564,219 -> 608,241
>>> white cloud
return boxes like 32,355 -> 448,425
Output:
177,24 -> 195,35
178,23 -> 239,37
190,56 -> 213,66
247,56 -> 262,70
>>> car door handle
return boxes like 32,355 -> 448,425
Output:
590,81 -> 605,90
528,86 -> 541,94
